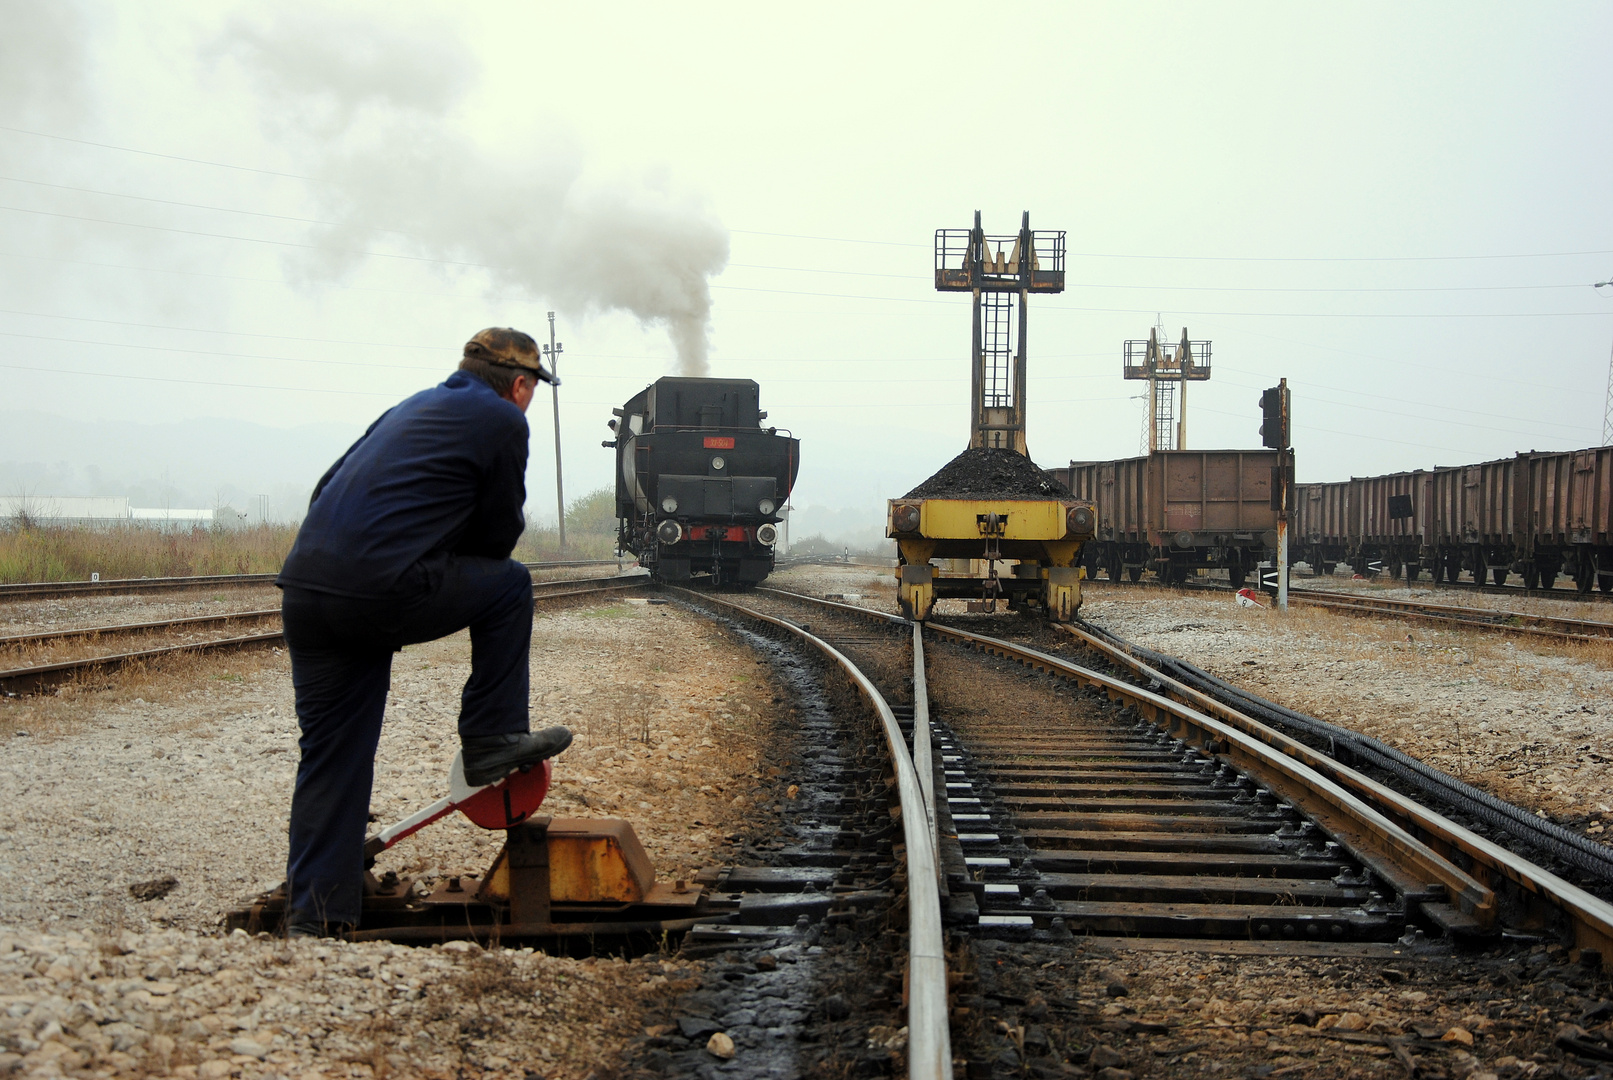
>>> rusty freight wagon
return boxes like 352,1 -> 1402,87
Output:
1293,479 -> 1351,576
1426,456 -> 1521,587
1056,450 -> 1284,588
1357,470 -> 1433,583
1516,446 -> 1613,592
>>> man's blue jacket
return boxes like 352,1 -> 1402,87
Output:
277,371 -> 529,600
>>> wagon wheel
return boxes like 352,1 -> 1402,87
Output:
1405,561 -> 1419,585
1523,565 -> 1540,590
1127,565 -> 1142,583
1492,566 -> 1508,587
1229,565 -> 1246,590
1541,571 -> 1557,591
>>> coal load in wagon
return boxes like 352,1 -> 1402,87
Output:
903,447 -> 1071,500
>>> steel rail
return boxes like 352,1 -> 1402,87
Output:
1057,622 -> 1613,967
1116,578 -> 1613,642
0,630 -> 286,695
756,590 -> 1498,925
914,623 -> 1496,925
0,571 -> 280,602
1,575 -> 647,695
757,588 -> 1613,965
1284,589 -> 1613,641
0,608 -> 281,649
1426,577 -> 1613,604
0,560 -> 626,603
529,574 -> 651,601
668,587 -> 950,1080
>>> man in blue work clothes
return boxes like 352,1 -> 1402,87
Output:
276,327 -> 572,937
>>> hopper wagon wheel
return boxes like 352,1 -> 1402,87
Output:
1523,564 -> 1540,590
1493,566 -> 1508,587
1405,561 -> 1420,585
1542,570 -> 1557,591
1127,565 -> 1142,583
1229,565 -> 1246,590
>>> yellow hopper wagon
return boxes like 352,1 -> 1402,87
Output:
890,211 -> 1096,621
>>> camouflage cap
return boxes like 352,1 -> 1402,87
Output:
464,327 -> 558,384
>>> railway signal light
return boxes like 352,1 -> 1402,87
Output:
1259,380 -> 1290,450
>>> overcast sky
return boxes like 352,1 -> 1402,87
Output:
2,2 -> 1611,531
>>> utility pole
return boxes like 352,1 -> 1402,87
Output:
543,312 -> 565,556
1597,276 -> 1612,444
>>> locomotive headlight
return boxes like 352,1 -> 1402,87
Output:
1065,504 -> 1095,536
758,498 -> 776,515
892,503 -> 921,533
661,495 -> 678,514
711,456 -> 726,471
656,520 -> 683,545
756,523 -> 779,546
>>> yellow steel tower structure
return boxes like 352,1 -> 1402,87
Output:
886,212 -> 1097,621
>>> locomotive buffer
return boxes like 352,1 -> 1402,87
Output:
887,212 -> 1097,621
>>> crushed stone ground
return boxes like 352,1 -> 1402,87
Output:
0,594 -> 780,1077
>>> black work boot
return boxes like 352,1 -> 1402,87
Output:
461,727 -> 573,787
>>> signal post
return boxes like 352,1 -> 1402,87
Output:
1260,379 -> 1292,609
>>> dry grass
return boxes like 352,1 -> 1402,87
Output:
0,522 -> 298,583
0,519 -> 621,586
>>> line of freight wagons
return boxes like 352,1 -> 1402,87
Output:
1292,445 -> 1613,593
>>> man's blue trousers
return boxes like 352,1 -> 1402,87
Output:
280,556 -> 533,927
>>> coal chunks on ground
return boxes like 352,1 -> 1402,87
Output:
904,447 -> 1071,500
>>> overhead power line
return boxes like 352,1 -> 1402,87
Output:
3,123 -> 1607,267
0,124 -> 320,181
736,225 -> 1613,264
0,204 -> 482,268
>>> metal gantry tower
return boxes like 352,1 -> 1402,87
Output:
1122,325 -> 1212,451
1603,334 -> 1613,446
934,211 -> 1066,455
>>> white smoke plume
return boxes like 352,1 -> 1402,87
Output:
0,0 -> 89,123
219,11 -> 729,375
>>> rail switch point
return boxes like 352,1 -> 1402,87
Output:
228,753 -> 705,942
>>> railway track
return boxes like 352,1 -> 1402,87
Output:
0,559 -> 627,603
1096,576 -> 1613,643
0,573 -> 650,695
1284,587 -> 1613,642
693,586 -> 1613,1074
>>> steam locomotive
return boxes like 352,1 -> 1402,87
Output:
607,377 -> 799,586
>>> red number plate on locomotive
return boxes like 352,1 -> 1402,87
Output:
703,436 -> 736,449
